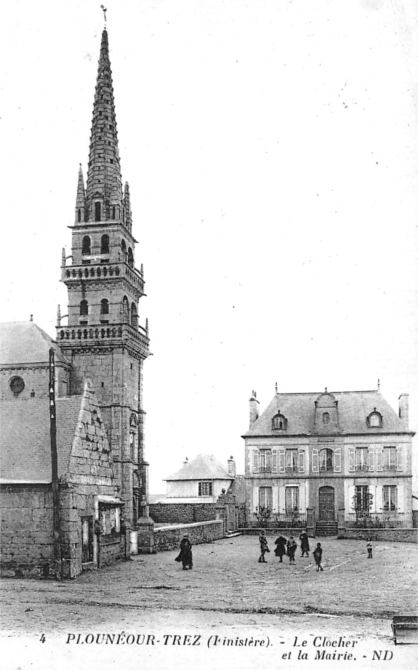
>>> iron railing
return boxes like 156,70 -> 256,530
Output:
345,512 -> 407,529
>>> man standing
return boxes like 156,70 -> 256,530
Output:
299,530 -> 310,557
313,542 -> 324,571
258,530 -> 270,563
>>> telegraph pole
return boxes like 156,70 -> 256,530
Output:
49,348 -> 62,578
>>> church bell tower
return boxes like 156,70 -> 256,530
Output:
57,25 -> 150,527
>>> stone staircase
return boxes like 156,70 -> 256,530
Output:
315,521 -> 338,536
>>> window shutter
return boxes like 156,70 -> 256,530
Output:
376,445 -> 383,471
348,446 -> 355,472
279,449 -> 285,474
348,485 -> 355,510
253,449 -> 259,474
272,486 -> 279,512
312,448 -> 319,473
397,485 -> 403,512
368,445 -> 375,472
278,486 -> 286,513
298,450 -> 305,473
396,445 -> 403,472
299,484 -> 306,512
368,484 -> 376,513
253,486 -> 259,513
334,447 -> 342,473
375,485 -> 383,512
272,449 -> 278,474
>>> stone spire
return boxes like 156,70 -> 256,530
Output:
75,164 -> 86,224
85,28 -> 124,224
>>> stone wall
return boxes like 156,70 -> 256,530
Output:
338,528 -> 418,543
149,503 -> 217,525
0,484 -> 54,577
154,520 -> 224,552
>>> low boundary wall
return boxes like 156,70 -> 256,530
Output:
154,520 -> 224,552
338,528 -> 418,543
149,503 -> 216,525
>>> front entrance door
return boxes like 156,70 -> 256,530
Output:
319,486 -> 335,521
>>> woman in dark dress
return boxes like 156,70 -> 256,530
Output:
175,534 -> 193,570
274,535 -> 287,562
286,536 -> 297,563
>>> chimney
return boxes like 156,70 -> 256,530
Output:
398,394 -> 409,426
227,456 -> 236,477
249,390 -> 259,428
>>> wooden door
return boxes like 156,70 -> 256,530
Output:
319,486 -> 335,521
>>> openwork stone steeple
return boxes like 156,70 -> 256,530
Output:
76,28 -> 125,226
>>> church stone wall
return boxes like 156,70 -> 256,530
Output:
0,484 -> 54,577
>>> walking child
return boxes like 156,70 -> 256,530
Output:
367,537 -> 373,559
258,530 -> 270,563
286,536 -> 297,563
313,542 -> 324,571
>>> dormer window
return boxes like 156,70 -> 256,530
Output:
322,412 -> 330,425
272,412 -> 287,430
367,409 -> 382,428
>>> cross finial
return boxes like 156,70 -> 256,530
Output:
100,5 -> 107,26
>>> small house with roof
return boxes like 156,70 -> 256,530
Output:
243,388 -> 414,534
164,455 -> 236,503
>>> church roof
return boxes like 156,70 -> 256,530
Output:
164,454 -> 233,481
244,390 -> 411,437
0,322 -> 68,366
0,396 -> 82,482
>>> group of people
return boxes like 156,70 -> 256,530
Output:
259,530 -> 324,571
174,530 -> 373,573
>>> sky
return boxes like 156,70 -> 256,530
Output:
1,0 -> 417,491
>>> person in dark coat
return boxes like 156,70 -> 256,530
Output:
299,530 -> 310,557
286,537 -> 297,563
258,530 -> 270,563
175,534 -> 193,570
366,537 -> 373,559
274,535 -> 287,562
313,542 -> 324,571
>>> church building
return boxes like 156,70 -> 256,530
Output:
0,23 -> 151,578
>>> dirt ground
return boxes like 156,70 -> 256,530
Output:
1,536 -> 417,670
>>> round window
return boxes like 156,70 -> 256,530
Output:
10,376 -> 25,395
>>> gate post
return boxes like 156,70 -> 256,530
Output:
306,508 -> 315,537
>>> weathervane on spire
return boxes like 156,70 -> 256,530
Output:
100,5 -> 107,26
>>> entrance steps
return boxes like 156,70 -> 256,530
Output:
315,521 -> 338,536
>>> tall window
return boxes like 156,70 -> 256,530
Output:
82,236 -> 91,255
198,481 -> 213,496
355,448 -> 368,471
128,247 -> 134,267
101,234 -> 109,254
80,300 -> 88,316
383,447 -> 396,471
259,486 -> 272,510
100,299 -> 109,315
131,302 -> 138,327
285,486 -> 299,514
355,485 -> 370,512
383,485 -> 397,512
285,449 -> 298,472
259,449 -> 272,473
319,448 -> 333,472
130,432 -> 136,462
95,202 -> 101,222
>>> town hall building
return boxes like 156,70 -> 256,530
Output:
243,388 -> 414,534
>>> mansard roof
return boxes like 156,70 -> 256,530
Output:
244,390 -> 411,437
0,396 -> 82,482
164,454 -> 233,481
0,322 -> 69,367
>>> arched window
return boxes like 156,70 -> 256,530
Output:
128,247 -> 134,268
78,208 -> 81,223
272,412 -> 287,430
101,234 -> 109,254
100,299 -> 109,315
95,202 -> 101,222
131,302 -> 138,327
112,205 -> 116,219
319,448 -> 333,472
322,412 -> 330,425
367,409 -> 382,428
80,300 -> 88,316
82,236 -> 91,255
121,239 -> 126,258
